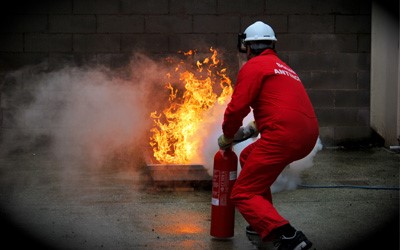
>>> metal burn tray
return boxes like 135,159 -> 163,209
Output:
147,164 -> 212,191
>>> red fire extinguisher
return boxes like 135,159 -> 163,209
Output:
210,148 -> 238,238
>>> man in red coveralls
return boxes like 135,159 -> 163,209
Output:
218,21 -> 319,250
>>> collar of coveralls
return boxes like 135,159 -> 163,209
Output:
259,48 -> 276,56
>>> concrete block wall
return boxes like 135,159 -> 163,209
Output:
0,0 -> 372,146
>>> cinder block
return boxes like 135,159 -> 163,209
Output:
73,34 -> 120,52
357,70 -> 370,90
337,53 -> 370,71
359,0 -> 372,15
96,53 -> 131,69
315,108 -> 359,126
218,0 -> 265,15
55,51 -> 97,67
309,71 -> 357,90
314,108 -> 330,127
0,15 -> 48,33
309,34 -> 357,53
25,34 -> 72,52
266,0 -> 312,14
170,0 -> 217,14
276,34 -> 307,52
46,0 -> 73,14
216,33 -> 237,51
357,108 -> 370,126
97,15 -> 144,33
335,15 -> 371,34
289,15 -> 334,33
121,0 -> 168,14
50,15 -> 96,33
278,34 -> 357,53
308,90 -> 334,108
121,34 -> 169,53
288,52 -> 333,71
241,15 -> 288,33
266,0 -> 367,15
145,15 -> 192,33
0,52 -> 48,70
0,34 -> 23,52
289,52 -> 369,71
169,34 -> 217,53
335,90 -> 370,108
357,34 -> 371,53
73,0 -> 120,14
310,0 -> 362,15
2,1 -> 72,14
193,15 -> 240,33
334,126 -> 372,144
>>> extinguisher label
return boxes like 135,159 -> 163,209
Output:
212,169 -> 230,206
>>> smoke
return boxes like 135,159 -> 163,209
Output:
196,102 -> 226,169
1,53 -> 170,177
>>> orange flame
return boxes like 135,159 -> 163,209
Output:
150,48 -> 233,164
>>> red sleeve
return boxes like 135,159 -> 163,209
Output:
222,61 -> 265,138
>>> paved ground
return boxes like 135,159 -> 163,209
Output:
0,146 -> 398,250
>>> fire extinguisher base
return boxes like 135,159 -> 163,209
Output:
210,236 -> 234,240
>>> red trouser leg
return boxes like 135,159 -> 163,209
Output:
239,143 -> 273,204
232,137 -> 291,240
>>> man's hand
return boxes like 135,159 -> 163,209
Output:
244,121 -> 259,137
218,134 -> 234,150
233,121 -> 259,143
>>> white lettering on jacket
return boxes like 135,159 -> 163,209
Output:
274,62 -> 300,82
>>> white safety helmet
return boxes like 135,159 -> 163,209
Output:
238,21 -> 277,53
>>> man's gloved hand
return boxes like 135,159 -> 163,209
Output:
218,134 -> 234,150
233,121 -> 259,143
244,121 -> 259,137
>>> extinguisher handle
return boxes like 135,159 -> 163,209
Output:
232,134 -> 253,144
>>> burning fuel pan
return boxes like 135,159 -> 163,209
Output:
147,164 -> 212,191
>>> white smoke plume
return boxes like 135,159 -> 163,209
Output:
1,54 -> 171,176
